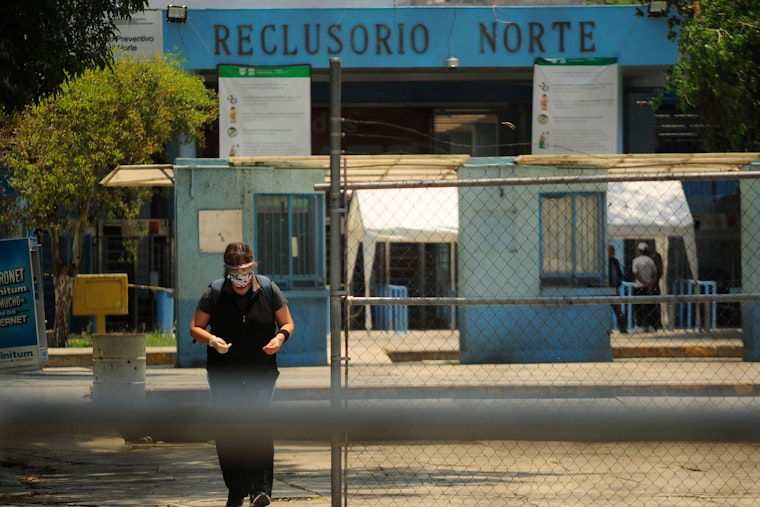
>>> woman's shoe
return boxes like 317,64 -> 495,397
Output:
251,491 -> 271,506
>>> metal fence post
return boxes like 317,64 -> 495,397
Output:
328,56 -> 344,507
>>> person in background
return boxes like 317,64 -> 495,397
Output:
648,245 -> 664,331
189,242 -> 295,507
632,242 -> 658,333
608,245 -> 628,333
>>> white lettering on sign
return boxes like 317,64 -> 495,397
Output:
0,268 -> 24,285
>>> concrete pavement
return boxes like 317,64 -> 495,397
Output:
2,328 -> 760,506
37,328 -> 755,402
42,328 -> 746,369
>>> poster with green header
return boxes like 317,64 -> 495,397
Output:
218,64 -> 311,158
0,237 -> 47,372
531,57 -> 620,155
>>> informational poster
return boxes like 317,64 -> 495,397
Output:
531,58 -> 620,155
218,64 -> 312,157
0,237 -> 47,372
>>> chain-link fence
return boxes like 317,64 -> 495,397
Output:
335,168 -> 760,506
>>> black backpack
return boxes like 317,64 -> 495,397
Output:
193,275 -> 274,344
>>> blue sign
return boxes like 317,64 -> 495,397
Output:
0,238 -> 44,371
164,5 -> 677,70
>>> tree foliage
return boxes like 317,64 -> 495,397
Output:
1,54 -> 217,345
0,0 -> 149,115
663,0 -> 760,151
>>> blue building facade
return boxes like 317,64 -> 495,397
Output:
160,4 -> 679,365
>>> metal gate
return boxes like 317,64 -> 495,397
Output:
324,165 -> 760,506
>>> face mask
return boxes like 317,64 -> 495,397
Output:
225,261 -> 255,288
227,272 -> 253,288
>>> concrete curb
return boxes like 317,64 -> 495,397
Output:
612,344 -> 743,358
46,343 -> 744,368
45,347 -> 177,368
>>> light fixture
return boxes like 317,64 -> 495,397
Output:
647,0 -> 669,17
166,5 -> 188,23
446,56 -> 459,71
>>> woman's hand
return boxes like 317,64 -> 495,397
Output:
209,335 -> 232,354
262,336 -> 282,355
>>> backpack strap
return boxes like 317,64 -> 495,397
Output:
210,278 -> 225,313
255,274 -> 274,309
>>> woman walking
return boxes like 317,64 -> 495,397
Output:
190,242 -> 295,506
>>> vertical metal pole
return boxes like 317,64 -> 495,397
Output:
328,57 -> 343,507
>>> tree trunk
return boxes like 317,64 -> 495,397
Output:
51,273 -> 76,347
49,226 -> 85,348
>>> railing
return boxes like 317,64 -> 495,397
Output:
619,279 -> 718,331
670,279 -> 718,331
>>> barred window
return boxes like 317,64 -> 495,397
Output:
254,194 -> 325,289
540,192 -> 605,288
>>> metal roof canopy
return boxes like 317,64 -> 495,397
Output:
100,155 -> 470,187
514,153 -> 760,173
100,153 -> 760,188
100,164 -> 175,187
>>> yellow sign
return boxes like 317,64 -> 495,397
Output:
72,274 -> 128,333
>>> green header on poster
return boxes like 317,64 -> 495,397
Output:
534,57 -> 618,66
218,64 -> 311,78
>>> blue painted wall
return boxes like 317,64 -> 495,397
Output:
173,158 -> 328,368
460,304 -> 612,364
458,159 -> 612,363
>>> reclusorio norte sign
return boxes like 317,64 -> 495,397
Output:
163,5 -> 676,70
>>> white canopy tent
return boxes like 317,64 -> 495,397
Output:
607,180 -> 698,329
607,180 -> 698,284
346,187 -> 459,330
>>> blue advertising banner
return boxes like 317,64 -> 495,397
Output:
0,237 -> 45,371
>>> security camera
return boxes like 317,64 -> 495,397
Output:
446,56 -> 459,70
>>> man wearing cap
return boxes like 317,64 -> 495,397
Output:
632,242 -> 658,332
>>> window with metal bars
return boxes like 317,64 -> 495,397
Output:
254,194 -> 325,289
539,192 -> 605,288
